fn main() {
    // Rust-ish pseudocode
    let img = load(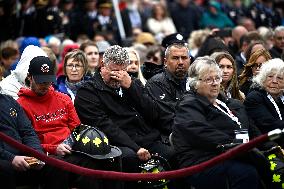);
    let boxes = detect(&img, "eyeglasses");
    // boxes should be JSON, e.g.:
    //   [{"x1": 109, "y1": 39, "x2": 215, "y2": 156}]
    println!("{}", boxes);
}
[
  {"x1": 199, "y1": 76, "x2": 222, "y2": 85},
  {"x1": 66, "y1": 64, "x2": 84, "y2": 70},
  {"x1": 252, "y1": 63, "x2": 262, "y2": 69}
]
